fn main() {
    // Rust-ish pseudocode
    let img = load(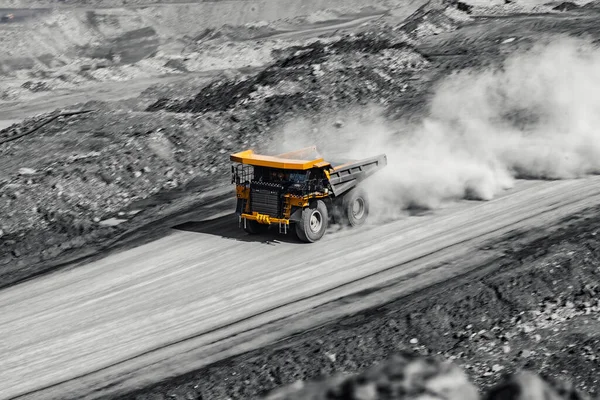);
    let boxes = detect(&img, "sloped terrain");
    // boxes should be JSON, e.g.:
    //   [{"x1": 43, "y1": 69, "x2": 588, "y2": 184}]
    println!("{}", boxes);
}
[
  {"x1": 2, "y1": 1, "x2": 600, "y2": 399},
  {"x1": 0, "y1": 1, "x2": 462, "y2": 287},
  {"x1": 2, "y1": 0, "x2": 599, "y2": 287},
  {"x1": 0, "y1": 0, "x2": 399, "y2": 106},
  {"x1": 117, "y1": 203, "x2": 600, "y2": 400}
]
